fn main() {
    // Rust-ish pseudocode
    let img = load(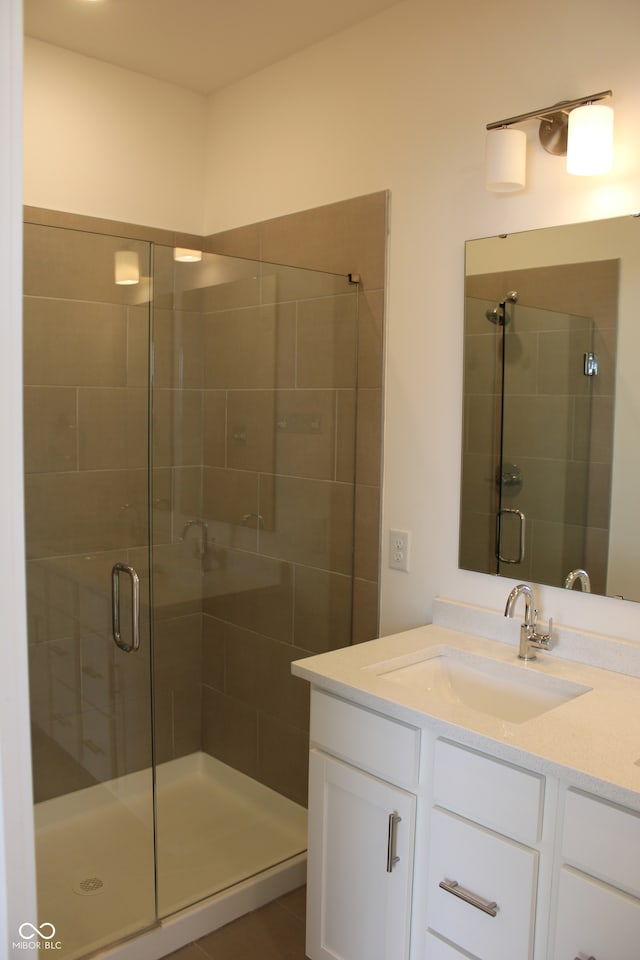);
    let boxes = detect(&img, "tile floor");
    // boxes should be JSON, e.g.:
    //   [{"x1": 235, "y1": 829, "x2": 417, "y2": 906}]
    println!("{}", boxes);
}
[{"x1": 163, "y1": 886, "x2": 308, "y2": 960}]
